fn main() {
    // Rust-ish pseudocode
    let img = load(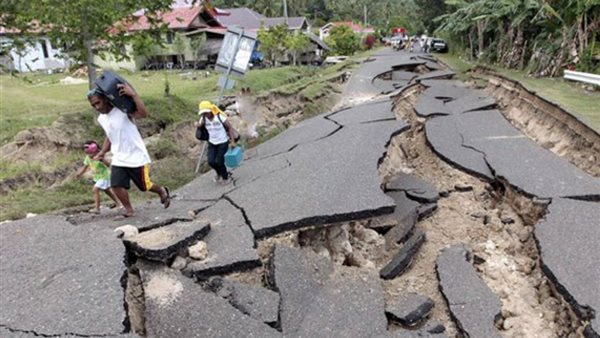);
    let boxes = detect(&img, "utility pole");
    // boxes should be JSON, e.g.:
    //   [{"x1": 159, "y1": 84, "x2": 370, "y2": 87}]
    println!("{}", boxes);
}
[
  {"x1": 363, "y1": 4, "x2": 367, "y2": 28},
  {"x1": 283, "y1": 0, "x2": 288, "y2": 24}
]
